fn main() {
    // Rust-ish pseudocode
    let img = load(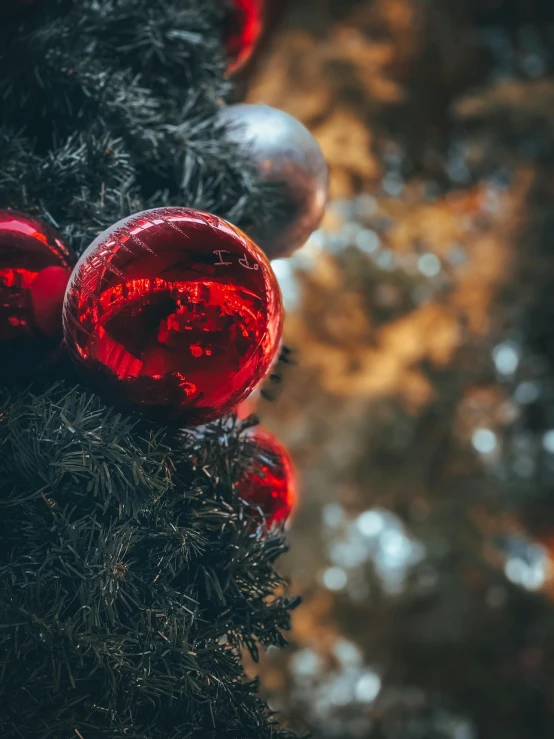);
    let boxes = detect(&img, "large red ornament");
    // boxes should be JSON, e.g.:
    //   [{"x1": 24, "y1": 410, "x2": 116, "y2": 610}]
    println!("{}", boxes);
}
[
  {"x1": 238, "y1": 428, "x2": 296, "y2": 527},
  {"x1": 0, "y1": 210, "x2": 75, "y2": 382},
  {"x1": 63, "y1": 207, "x2": 283, "y2": 425},
  {"x1": 222, "y1": 0, "x2": 264, "y2": 74}
]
